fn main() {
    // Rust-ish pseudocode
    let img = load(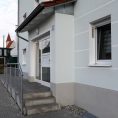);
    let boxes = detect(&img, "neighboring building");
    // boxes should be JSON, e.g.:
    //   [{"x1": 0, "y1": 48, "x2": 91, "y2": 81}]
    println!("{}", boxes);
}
[
  {"x1": 0, "y1": 48, "x2": 12, "y2": 74},
  {"x1": 16, "y1": 0, "x2": 118, "y2": 118},
  {"x1": 6, "y1": 34, "x2": 17, "y2": 58}
]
